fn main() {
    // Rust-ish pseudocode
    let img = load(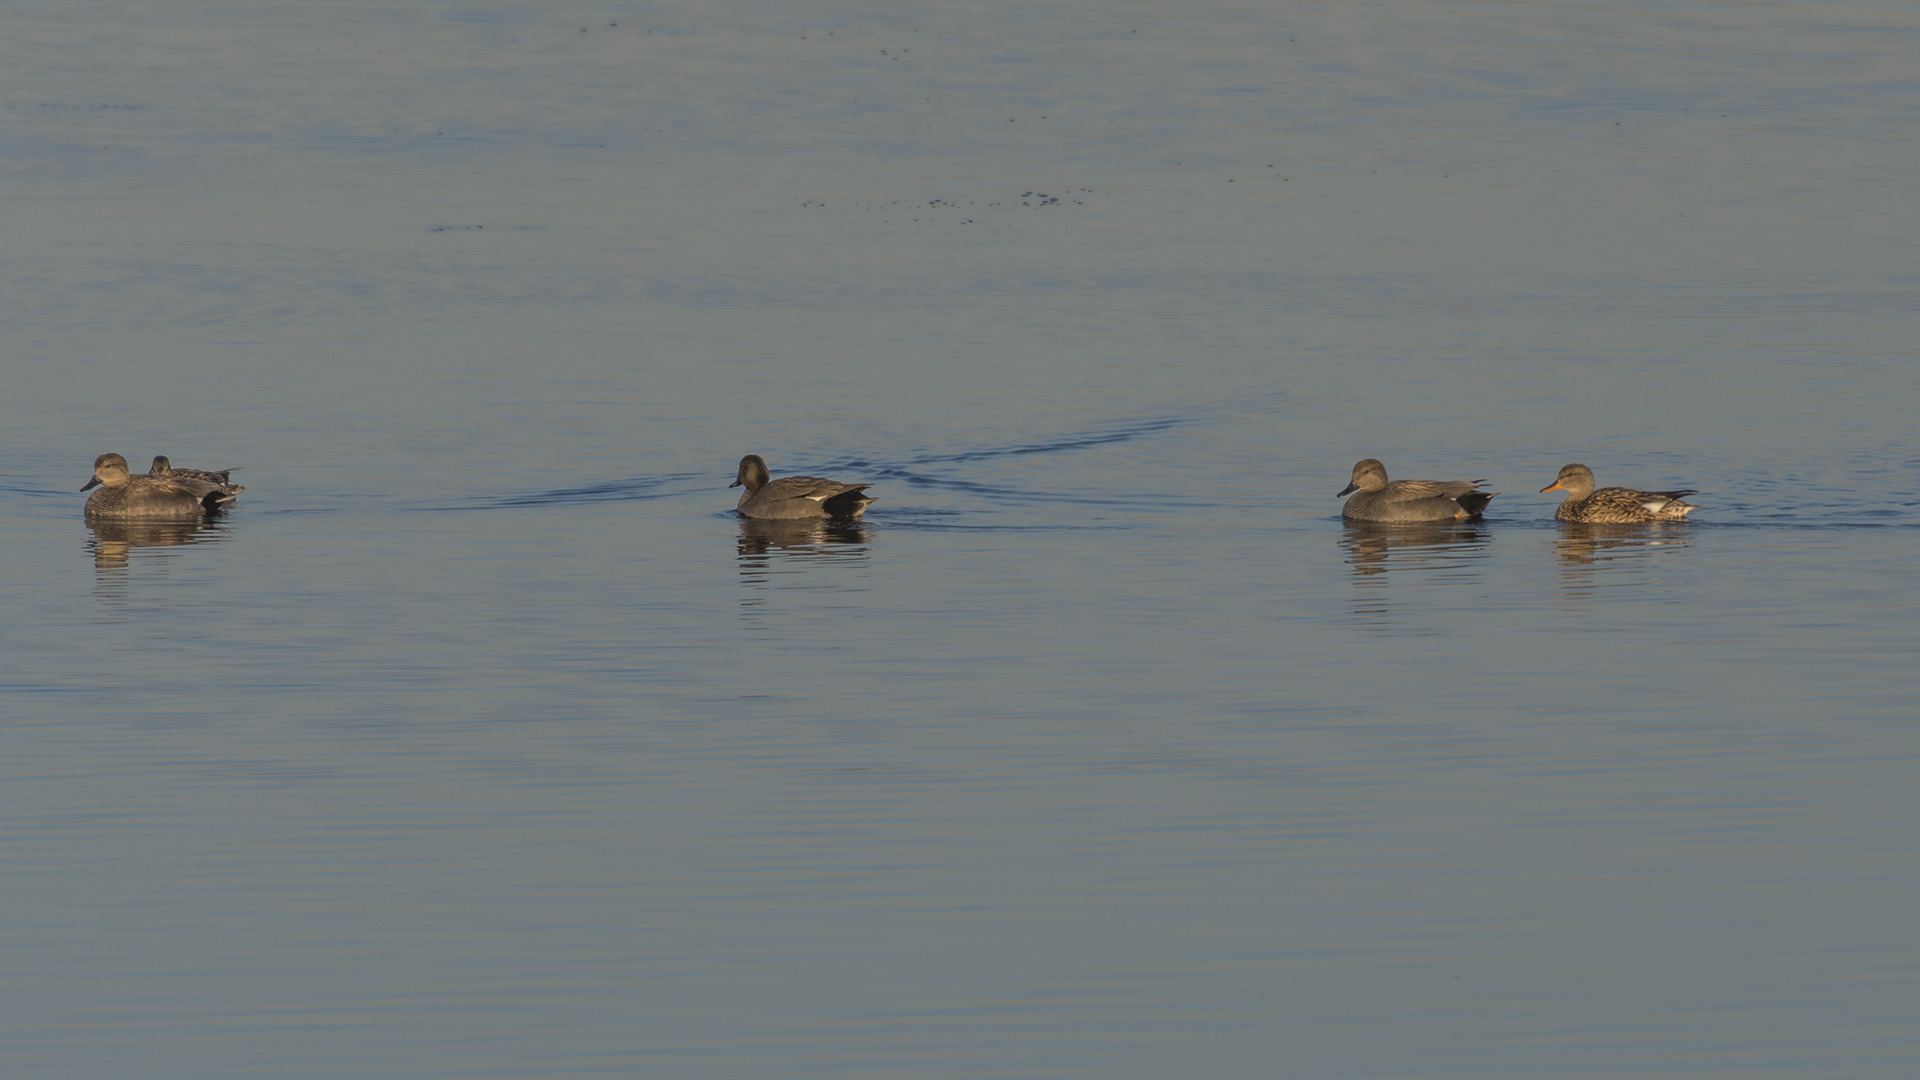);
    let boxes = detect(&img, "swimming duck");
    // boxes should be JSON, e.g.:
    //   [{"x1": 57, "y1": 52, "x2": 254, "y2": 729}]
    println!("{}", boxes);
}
[
  {"x1": 81, "y1": 453, "x2": 239, "y2": 520},
  {"x1": 149, "y1": 455, "x2": 242, "y2": 489},
  {"x1": 1540, "y1": 463, "x2": 1695, "y2": 523},
  {"x1": 1337, "y1": 458, "x2": 1495, "y2": 523},
  {"x1": 730, "y1": 455, "x2": 875, "y2": 521}
]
